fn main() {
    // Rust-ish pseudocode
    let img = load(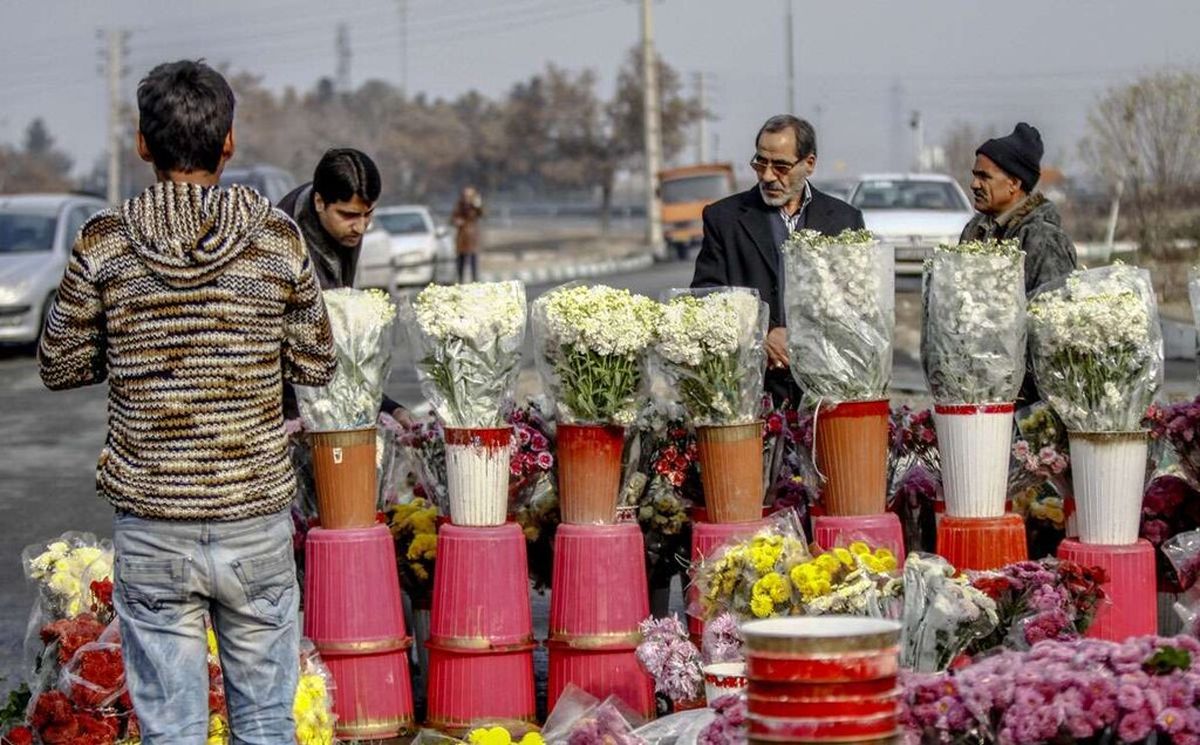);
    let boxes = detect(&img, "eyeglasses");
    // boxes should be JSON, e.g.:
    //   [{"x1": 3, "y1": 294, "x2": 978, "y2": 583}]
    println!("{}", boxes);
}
[{"x1": 750, "y1": 155, "x2": 799, "y2": 177}]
